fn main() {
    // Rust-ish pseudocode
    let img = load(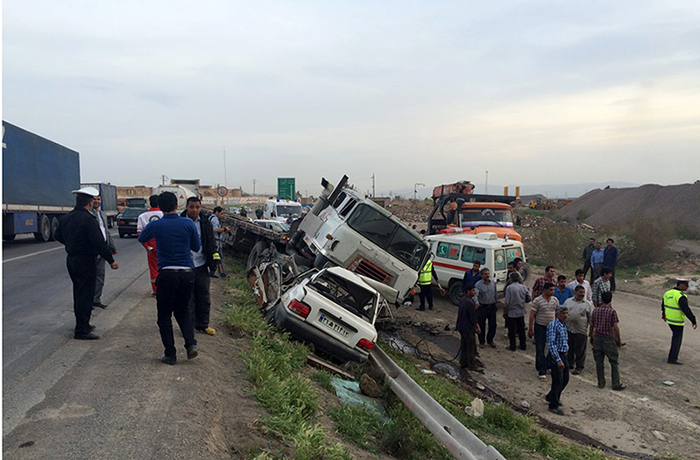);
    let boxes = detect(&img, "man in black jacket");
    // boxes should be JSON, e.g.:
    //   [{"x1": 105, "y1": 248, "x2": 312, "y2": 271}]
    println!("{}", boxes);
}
[
  {"x1": 456, "y1": 284, "x2": 482, "y2": 371},
  {"x1": 182, "y1": 197, "x2": 217, "y2": 335},
  {"x1": 56, "y1": 187, "x2": 119, "y2": 340}
]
